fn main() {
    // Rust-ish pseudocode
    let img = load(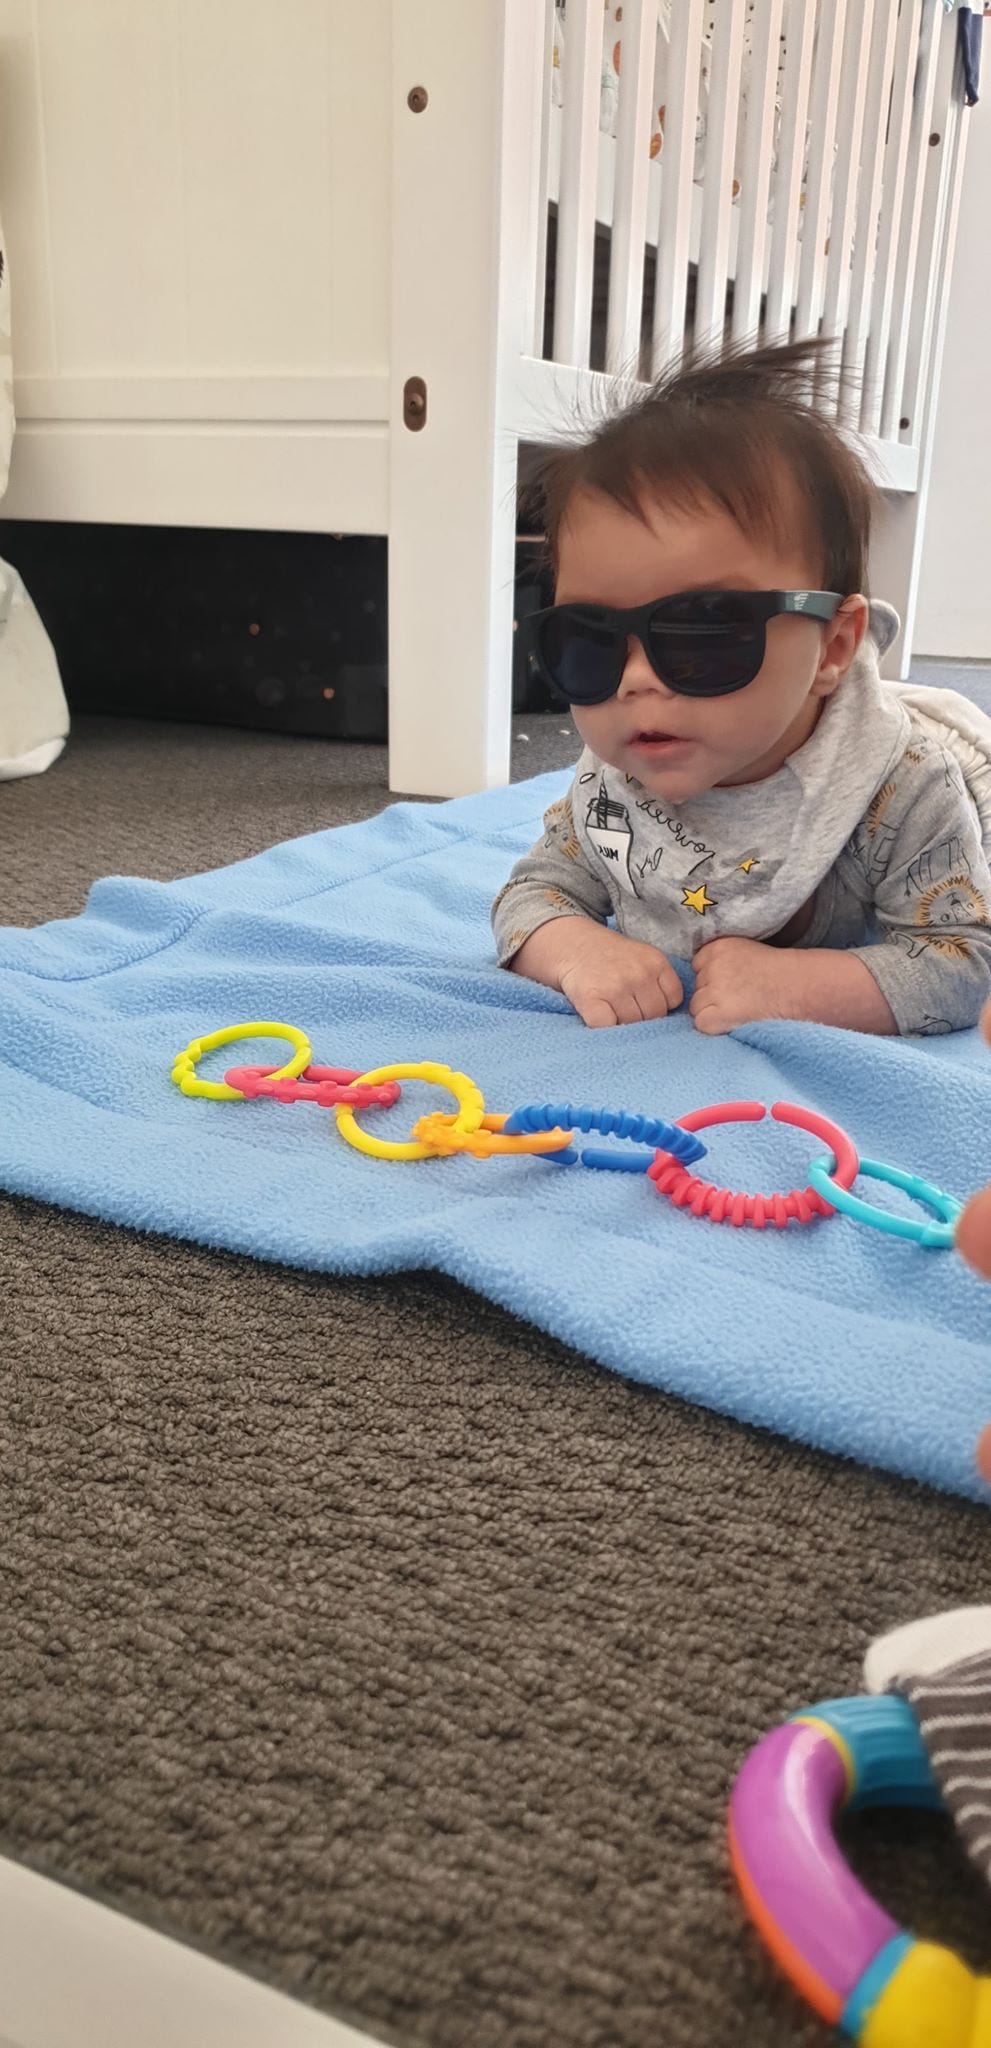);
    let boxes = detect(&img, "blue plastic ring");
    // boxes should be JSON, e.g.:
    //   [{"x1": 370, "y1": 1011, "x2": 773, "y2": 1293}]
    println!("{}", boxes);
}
[
  {"x1": 806, "y1": 1153, "x2": 963, "y2": 1248},
  {"x1": 501, "y1": 1102, "x2": 707, "y2": 1173}
]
